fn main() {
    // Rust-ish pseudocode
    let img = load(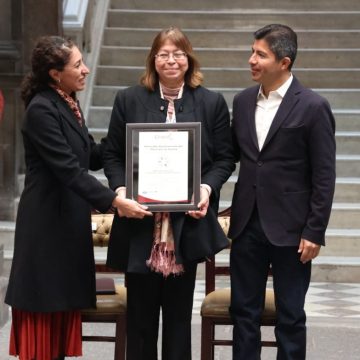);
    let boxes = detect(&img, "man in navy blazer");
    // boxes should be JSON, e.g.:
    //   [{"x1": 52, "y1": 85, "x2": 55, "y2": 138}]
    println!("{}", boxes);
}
[{"x1": 229, "y1": 24, "x2": 336, "y2": 359}]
